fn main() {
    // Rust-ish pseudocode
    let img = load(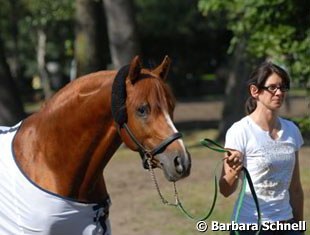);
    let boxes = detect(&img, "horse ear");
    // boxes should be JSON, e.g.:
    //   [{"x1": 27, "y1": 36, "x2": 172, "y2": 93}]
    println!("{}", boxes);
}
[
  {"x1": 128, "y1": 55, "x2": 141, "y2": 83},
  {"x1": 153, "y1": 55, "x2": 171, "y2": 80}
]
